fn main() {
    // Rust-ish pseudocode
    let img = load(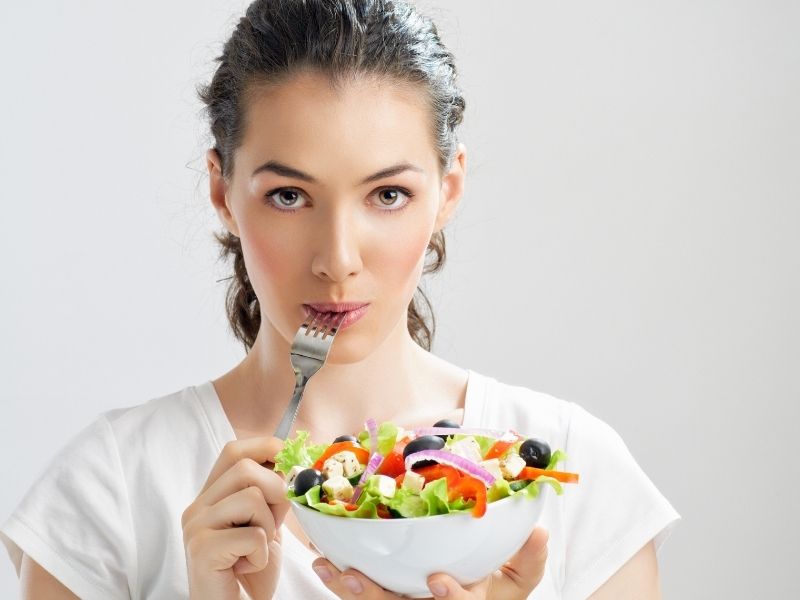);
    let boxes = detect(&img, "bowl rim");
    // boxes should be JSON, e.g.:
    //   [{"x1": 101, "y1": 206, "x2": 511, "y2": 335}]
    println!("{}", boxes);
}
[{"x1": 290, "y1": 482, "x2": 550, "y2": 523}]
